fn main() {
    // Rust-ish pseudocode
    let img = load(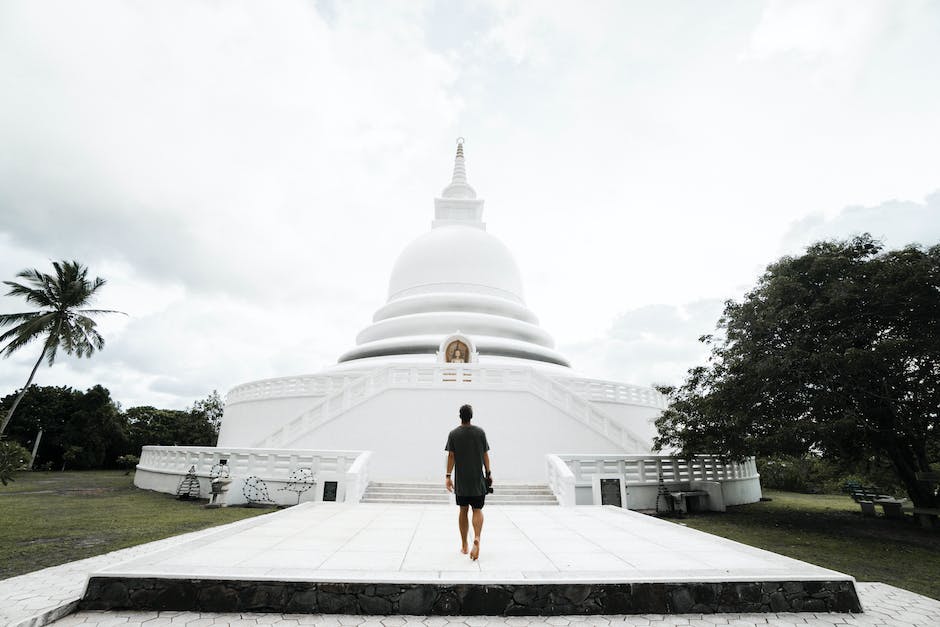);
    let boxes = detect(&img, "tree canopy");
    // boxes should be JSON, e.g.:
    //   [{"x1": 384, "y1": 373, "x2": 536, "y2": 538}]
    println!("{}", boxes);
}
[{"x1": 654, "y1": 235, "x2": 940, "y2": 507}]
